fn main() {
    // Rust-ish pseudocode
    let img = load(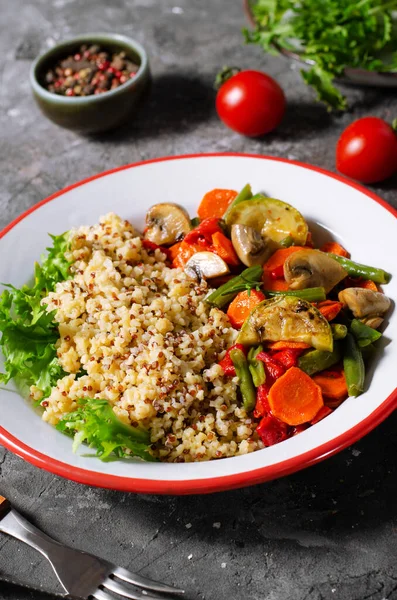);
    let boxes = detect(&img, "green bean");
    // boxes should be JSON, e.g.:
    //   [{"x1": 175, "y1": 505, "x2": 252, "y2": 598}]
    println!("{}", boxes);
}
[
  {"x1": 327, "y1": 254, "x2": 391, "y2": 284},
  {"x1": 360, "y1": 343, "x2": 376, "y2": 361},
  {"x1": 223, "y1": 183, "x2": 252, "y2": 222},
  {"x1": 298, "y1": 343, "x2": 341, "y2": 376},
  {"x1": 206, "y1": 265, "x2": 263, "y2": 308},
  {"x1": 248, "y1": 345, "x2": 266, "y2": 387},
  {"x1": 331, "y1": 323, "x2": 347, "y2": 340},
  {"x1": 230, "y1": 348, "x2": 256, "y2": 412},
  {"x1": 279, "y1": 235, "x2": 294, "y2": 248},
  {"x1": 266, "y1": 287, "x2": 326, "y2": 302},
  {"x1": 350, "y1": 318, "x2": 382, "y2": 348},
  {"x1": 343, "y1": 333, "x2": 365, "y2": 397}
]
